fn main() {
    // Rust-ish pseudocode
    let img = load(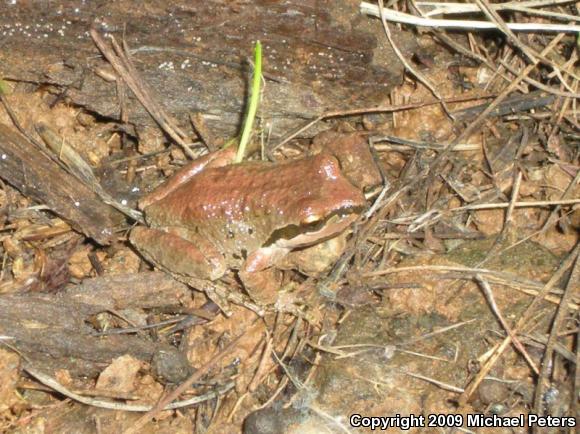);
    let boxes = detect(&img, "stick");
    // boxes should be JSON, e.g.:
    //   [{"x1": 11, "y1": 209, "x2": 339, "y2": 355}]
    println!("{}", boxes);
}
[
  {"x1": 532, "y1": 249, "x2": 580, "y2": 432},
  {"x1": 361, "y1": 3, "x2": 580, "y2": 33},
  {"x1": 23, "y1": 364, "x2": 233, "y2": 412},
  {"x1": 123, "y1": 323, "x2": 254, "y2": 433}
]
